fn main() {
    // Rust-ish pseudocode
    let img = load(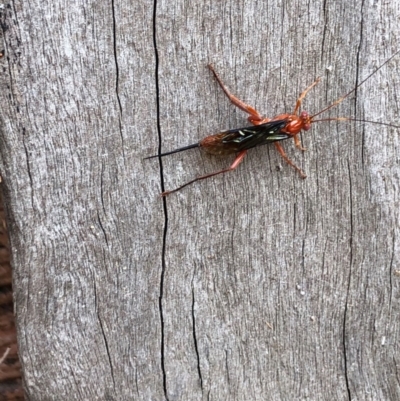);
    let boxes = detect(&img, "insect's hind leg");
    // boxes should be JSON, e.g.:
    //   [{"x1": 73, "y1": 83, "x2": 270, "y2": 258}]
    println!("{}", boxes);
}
[
  {"x1": 161, "y1": 150, "x2": 248, "y2": 196},
  {"x1": 208, "y1": 64, "x2": 264, "y2": 124},
  {"x1": 293, "y1": 77, "x2": 321, "y2": 115}
]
